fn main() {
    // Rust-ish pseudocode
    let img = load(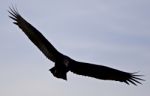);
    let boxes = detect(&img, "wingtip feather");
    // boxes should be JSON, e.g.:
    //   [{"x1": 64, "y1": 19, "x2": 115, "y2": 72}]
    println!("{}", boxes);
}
[{"x1": 125, "y1": 72, "x2": 144, "y2": 86}]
